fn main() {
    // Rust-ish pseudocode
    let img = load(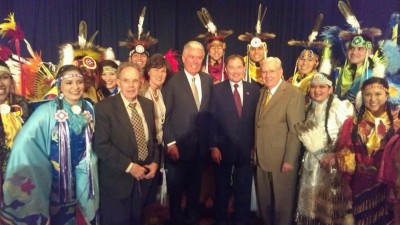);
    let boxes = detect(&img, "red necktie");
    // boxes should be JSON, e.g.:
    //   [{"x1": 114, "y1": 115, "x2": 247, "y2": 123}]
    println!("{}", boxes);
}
[{"x1": 233, "y1": 84, "x2": 242, "y2": 117}]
